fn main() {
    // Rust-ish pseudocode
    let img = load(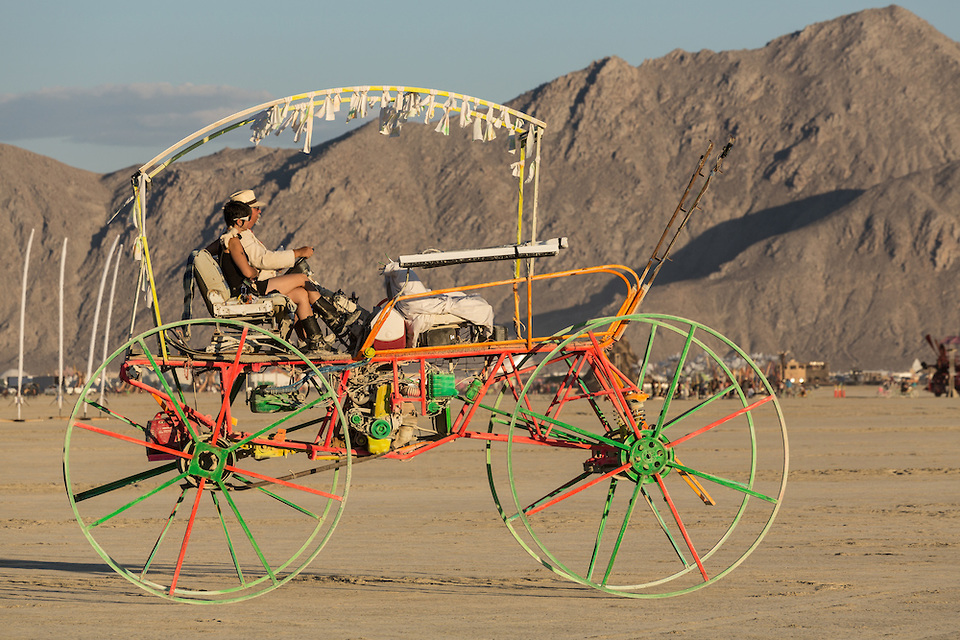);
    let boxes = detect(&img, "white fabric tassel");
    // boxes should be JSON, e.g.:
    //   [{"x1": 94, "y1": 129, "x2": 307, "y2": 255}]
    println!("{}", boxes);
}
[
  {"x1": 347, "y1": 87, "x2": 369, "y2": 121},
  {"x1": 484, "y1": 106, "x2": 497, "y2": 141},
  {"x1": 327, "y1": 92, "x2": 341, "y2": 121},
  {"x1": 295, "y1": 98, "x2": 315, "y2": 153},
  {"x1": 472, "y1": 113, "x2": 483, "y2": 140},
  {"x1": 275, "y1": 99, "x2": 294, "y2": 136}
]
